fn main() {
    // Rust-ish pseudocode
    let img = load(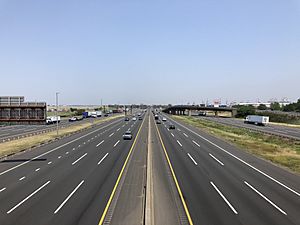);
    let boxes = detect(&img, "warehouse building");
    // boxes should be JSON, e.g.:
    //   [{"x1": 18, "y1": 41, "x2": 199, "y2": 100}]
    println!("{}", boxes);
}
[{"x1": 0, "y1": 96, "x2": 46, "y2": 125}]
